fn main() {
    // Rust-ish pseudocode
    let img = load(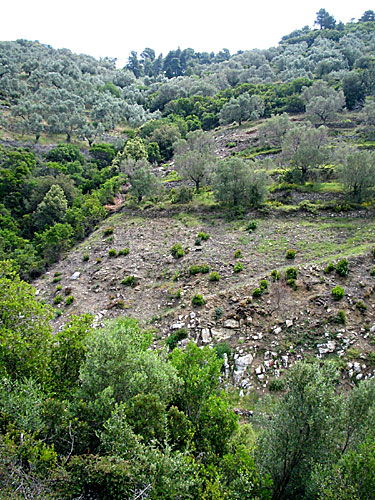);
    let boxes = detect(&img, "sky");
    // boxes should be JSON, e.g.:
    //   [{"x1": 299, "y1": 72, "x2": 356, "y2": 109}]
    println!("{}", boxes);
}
[{"x1": 2, "y1": 0, "x2": 374, "y2": 67}]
